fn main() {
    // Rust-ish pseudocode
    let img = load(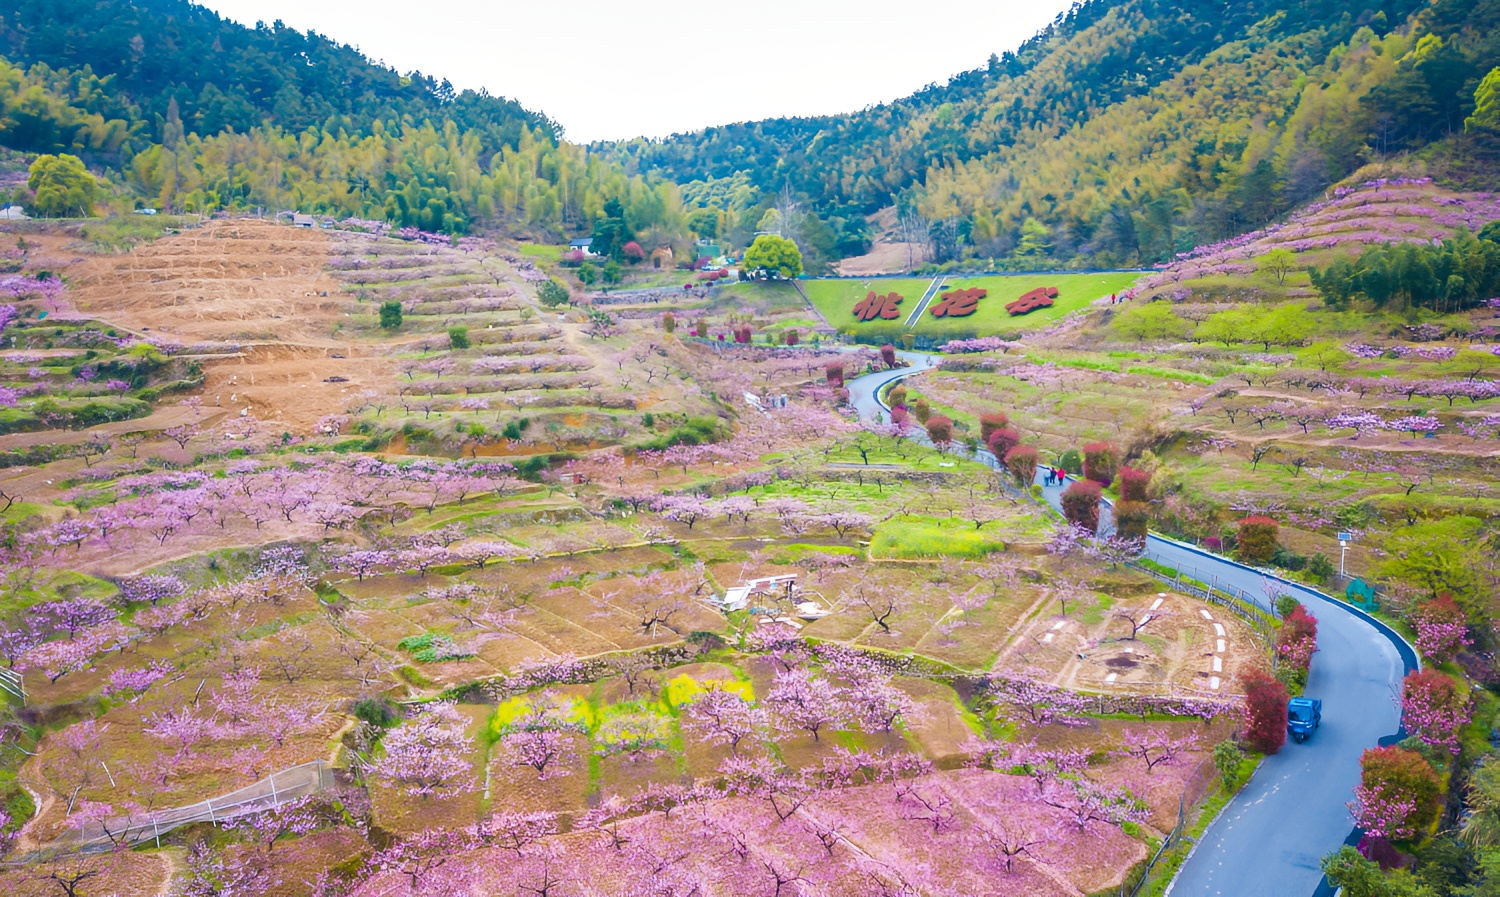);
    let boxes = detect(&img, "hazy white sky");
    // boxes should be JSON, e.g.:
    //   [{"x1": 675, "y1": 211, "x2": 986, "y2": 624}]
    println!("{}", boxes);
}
[{"x1": 200, "y1": 0, "x2": 1073, "y2": 143}]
